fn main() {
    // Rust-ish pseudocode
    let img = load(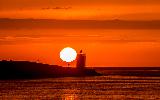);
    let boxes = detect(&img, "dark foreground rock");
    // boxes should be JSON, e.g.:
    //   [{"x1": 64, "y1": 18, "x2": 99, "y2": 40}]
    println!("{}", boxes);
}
[{"x1": 0, "y1": 60, "x2": 101, "y2": 79}]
